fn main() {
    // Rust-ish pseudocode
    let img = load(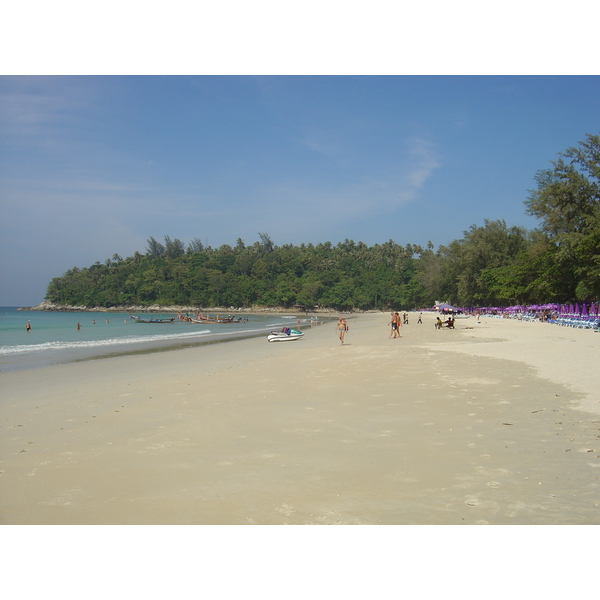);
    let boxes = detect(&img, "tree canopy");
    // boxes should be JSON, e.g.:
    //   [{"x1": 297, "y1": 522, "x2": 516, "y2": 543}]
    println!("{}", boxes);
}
[
  {"x1": 45, "y1": 134, "x2": 600, "y2": 310},
  {"x1": 525, "y1": 133, "x2": 600, "y2": 299}
]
